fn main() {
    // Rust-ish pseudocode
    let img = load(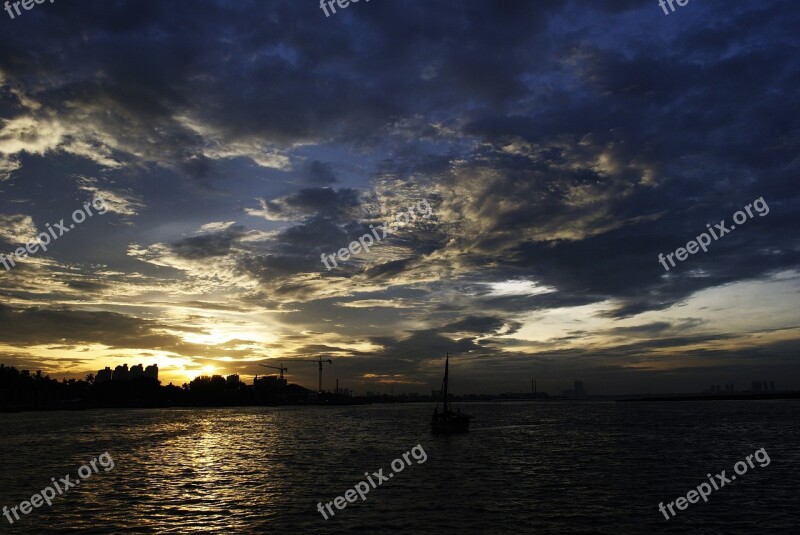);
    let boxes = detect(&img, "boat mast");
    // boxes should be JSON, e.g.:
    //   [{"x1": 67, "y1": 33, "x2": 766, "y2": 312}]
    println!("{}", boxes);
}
[{"x1": 442, "y1": 353, "x2": 449, "y2": 412}]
